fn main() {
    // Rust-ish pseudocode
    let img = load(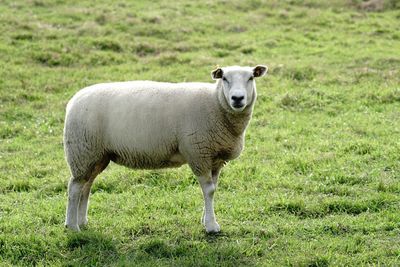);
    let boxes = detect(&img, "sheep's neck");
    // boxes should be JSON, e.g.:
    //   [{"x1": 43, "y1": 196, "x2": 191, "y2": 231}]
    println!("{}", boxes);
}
[
  {"x1": 215, "y1": 82, "x2": 255, "y2": 137},
  {"x1": 222, "y1": 109, "x2": 252, "y2": 137}
]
